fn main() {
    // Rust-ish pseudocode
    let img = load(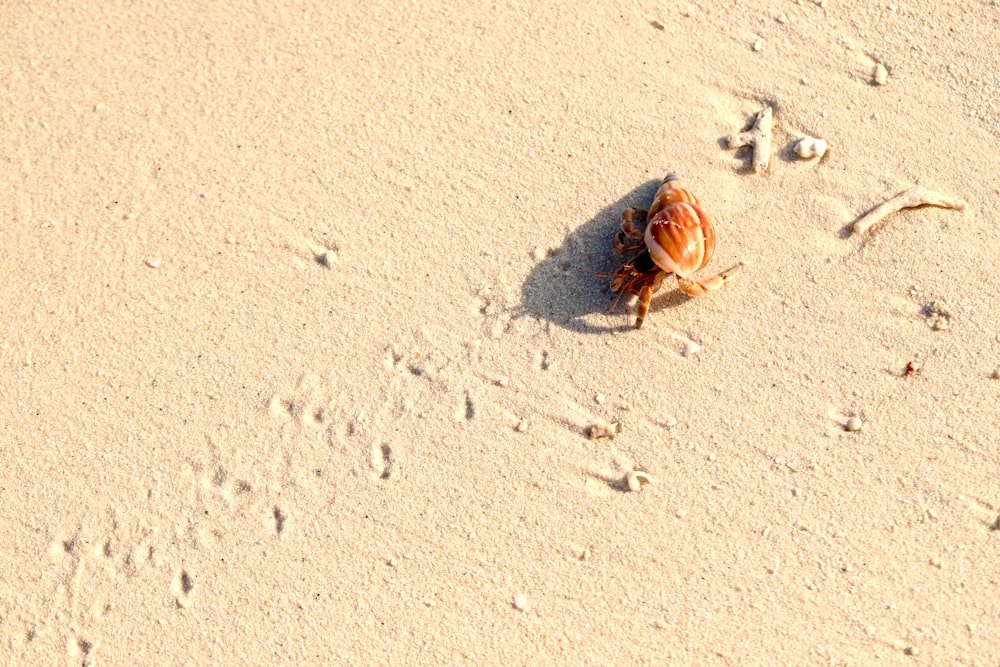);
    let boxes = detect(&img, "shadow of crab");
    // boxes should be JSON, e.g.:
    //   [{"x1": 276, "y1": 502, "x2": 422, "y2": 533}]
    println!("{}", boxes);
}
[{"x1": 519, "y1": 178, "x2": 692, "y2": 334}]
